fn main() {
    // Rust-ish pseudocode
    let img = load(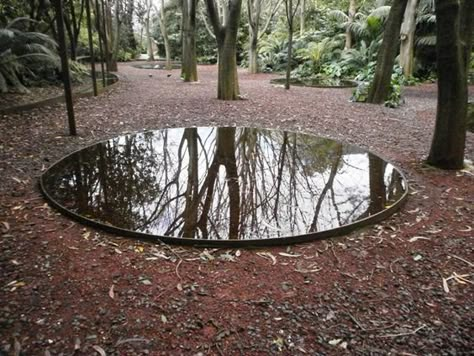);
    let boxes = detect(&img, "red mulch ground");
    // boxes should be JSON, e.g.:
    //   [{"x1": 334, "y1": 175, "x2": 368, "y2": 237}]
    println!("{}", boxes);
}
[{"x1": 0, "y1": 63, "x2": 473, "y2": 355}]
